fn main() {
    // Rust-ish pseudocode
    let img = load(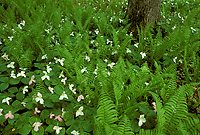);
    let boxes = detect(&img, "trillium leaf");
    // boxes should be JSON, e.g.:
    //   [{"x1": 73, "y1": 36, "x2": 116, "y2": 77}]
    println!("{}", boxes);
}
[
  {"x1": 8, "y1": 87, "x2": 18, "y2": 93},
  {"x1": 21, "y1": 78, "x2": 29, "y2": 84},
  {"x1": 54, "y1": 85, "x2": 63, "y2": 95},
  {"x1": 40, "y1": 109, "x2": 50, "y2": 120},
  {"x1": 19, "y1": 124, "x2": 32, "y2": 135},
  {"x1": 16, "y1": 92, "x2": 25, "y2": 100},
  {"x1": 0, "y1": 64, "x2": 7, "y2": 72},
  {"x1": 45, "y1": 125, "x2": 54, "y2": 133},
  {"x1": 8, "y1": 78, "x2": 20, "y2": 85},
  {"x1": 0, "y1": 83, "x2": 9, "y2": 92},
  {"x1": 0, "y1": 77, "x2": 9, "y2": 82},
  {"x1": 44, "y1": 98, "x2": 54, "y2": 108}
]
